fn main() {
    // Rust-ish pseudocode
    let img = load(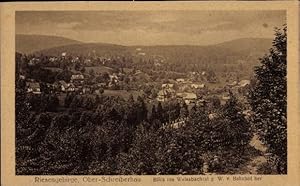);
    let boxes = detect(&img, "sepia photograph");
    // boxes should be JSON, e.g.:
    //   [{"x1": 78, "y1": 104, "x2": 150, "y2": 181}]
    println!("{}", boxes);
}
[{"x1": 14, "y1": 10, "x2": 288, "y2": 176}]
